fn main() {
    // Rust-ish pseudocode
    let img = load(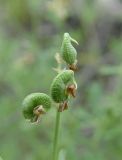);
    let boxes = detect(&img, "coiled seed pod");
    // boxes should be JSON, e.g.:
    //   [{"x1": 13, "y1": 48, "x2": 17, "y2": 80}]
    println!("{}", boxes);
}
[
  {"x1": 50, "y1": 70, "x2": 77, "y2": 104},
  {"x1": 22, "y1": 93, "x2": 51, "y2": 122},
  {"x1": 61, "y1": 33, "x2": 78, "y2": 70}
]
